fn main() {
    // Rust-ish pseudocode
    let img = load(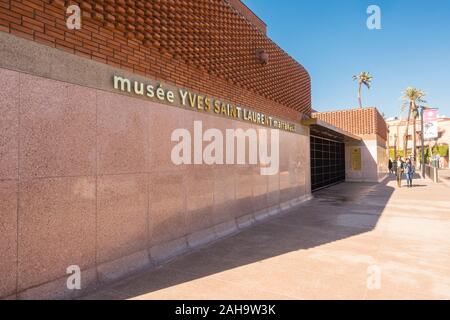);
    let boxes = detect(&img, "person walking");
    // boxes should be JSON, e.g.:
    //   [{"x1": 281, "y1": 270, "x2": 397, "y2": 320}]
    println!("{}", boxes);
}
[
  {"x1": 395, "y1": 156, "x2": 404, "y2": 187},
  {"x1": 388, "y1": 158, "x2": 393, "y2": 174},
  {"x1": 392, "y1": 157, "x2": 398, "y2": 175},
  {"x1": 404, "y1": 158, "x2": 415, "y2": 187}
]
